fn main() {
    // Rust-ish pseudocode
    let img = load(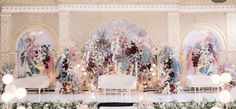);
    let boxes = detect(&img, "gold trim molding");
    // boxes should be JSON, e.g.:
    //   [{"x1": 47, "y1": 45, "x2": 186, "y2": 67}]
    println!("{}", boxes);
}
[{"x1": 1, "y1": 4, "x2": 236, "y2": 13}]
